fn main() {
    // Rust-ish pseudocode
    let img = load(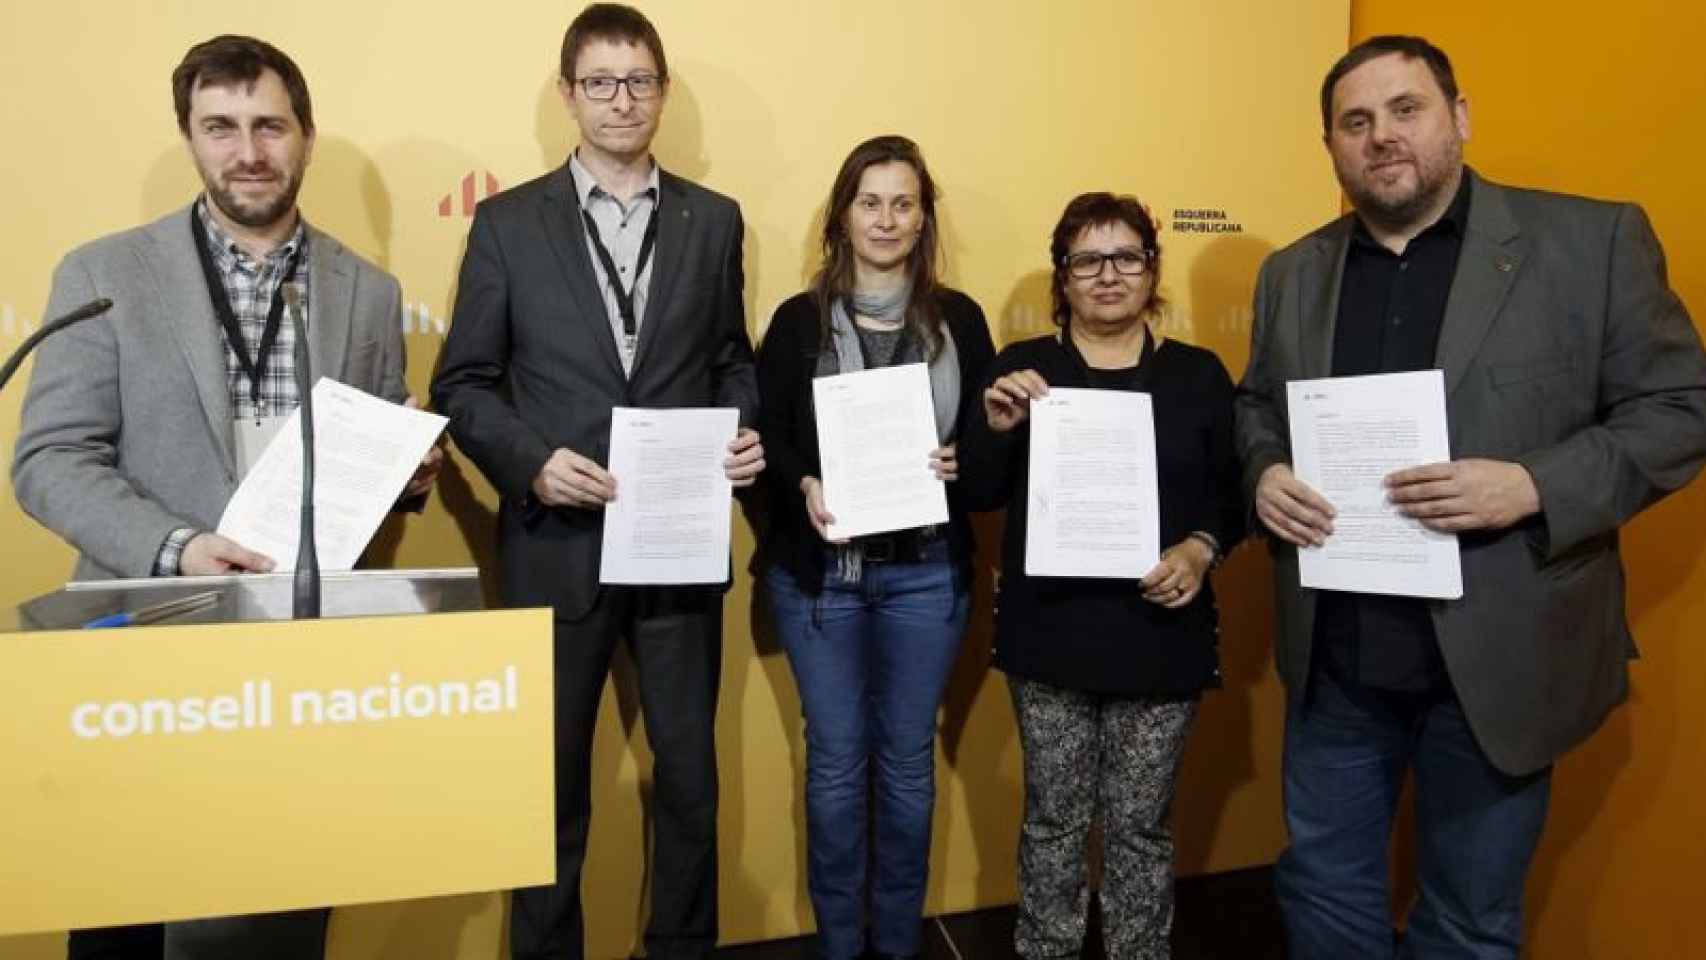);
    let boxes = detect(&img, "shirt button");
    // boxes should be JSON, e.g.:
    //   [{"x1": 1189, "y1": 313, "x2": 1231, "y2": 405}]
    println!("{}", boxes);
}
[
  {"x1": 1399, "y1": 261, "x2": 1410, "y2": 271},
  {"x1": 1392, "y1": 316, "x2": 1403, "y2": 326}
]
